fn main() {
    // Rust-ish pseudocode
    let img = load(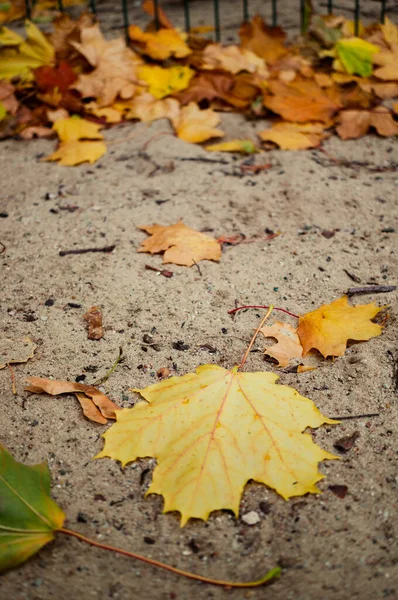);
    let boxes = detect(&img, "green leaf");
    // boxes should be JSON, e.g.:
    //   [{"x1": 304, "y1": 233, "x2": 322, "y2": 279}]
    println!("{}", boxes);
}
[
  {"x1": 0, "y1": 444, "x2": 65, "y2": 572},
  {"x1": 336, "y1": 37, "x2": 380, "y2": 77},
  {"x1": 0, "y1": 101, "x2": 6, "y2": 121}
]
